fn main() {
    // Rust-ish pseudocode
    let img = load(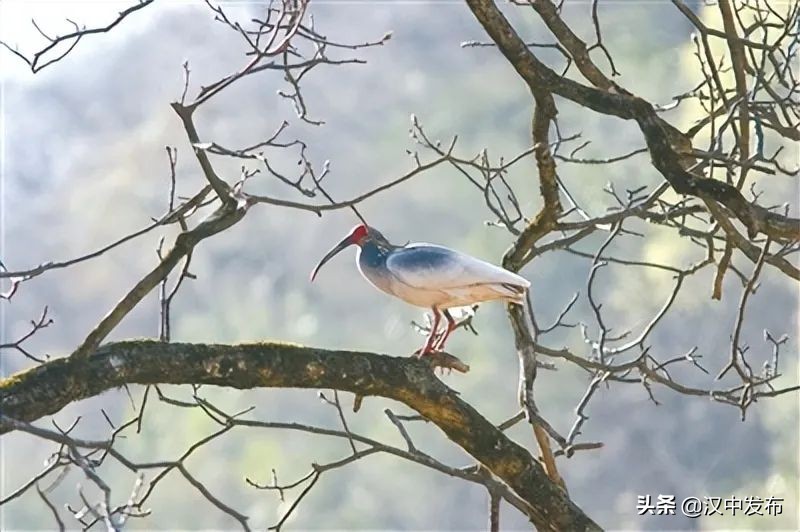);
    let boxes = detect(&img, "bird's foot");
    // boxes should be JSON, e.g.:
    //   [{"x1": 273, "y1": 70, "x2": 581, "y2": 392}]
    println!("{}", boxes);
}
[
  {"x1": 412, "y1": 346, "x2": 432, "y2": 357},
  {"x1": 412, "y1": 349, "x2": 470, "y2": 374}
]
